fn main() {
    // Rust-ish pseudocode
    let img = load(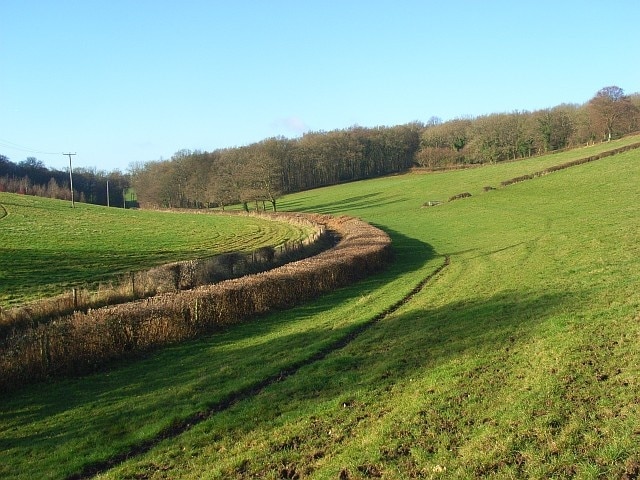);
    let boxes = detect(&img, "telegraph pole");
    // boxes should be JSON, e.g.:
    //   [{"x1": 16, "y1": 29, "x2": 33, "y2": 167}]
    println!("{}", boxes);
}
[{"x1": 63, "y1": 153, "x2": 76, "y2": 207}]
